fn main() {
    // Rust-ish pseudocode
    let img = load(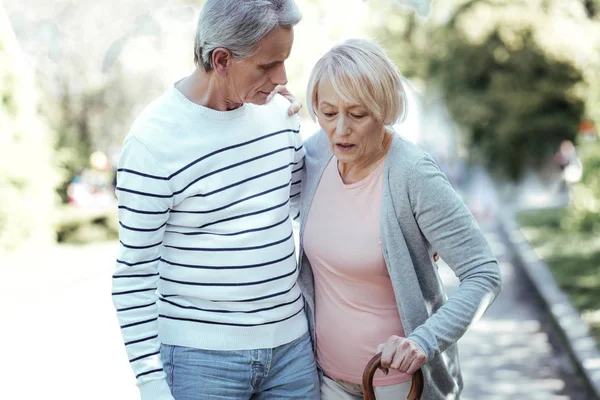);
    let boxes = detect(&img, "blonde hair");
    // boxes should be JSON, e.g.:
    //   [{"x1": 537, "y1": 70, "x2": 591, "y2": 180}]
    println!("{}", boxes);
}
[{"x1": 306, "y1": 39, "x2": 408, "y2": 125}]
